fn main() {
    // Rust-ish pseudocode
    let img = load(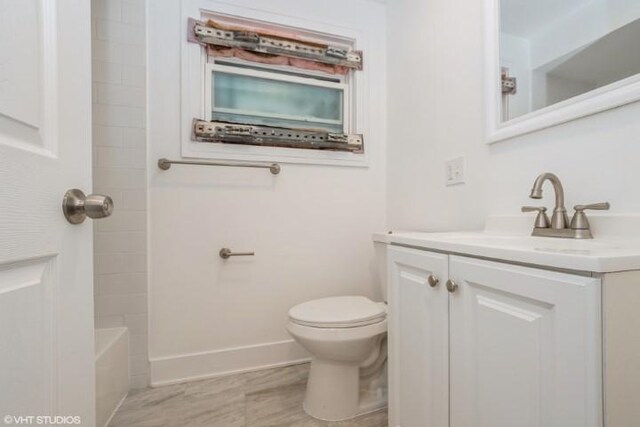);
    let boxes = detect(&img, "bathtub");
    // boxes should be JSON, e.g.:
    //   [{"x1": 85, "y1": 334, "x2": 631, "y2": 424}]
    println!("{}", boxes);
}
[{"x1": 95, "y1": 327, "x2": 129, "y2": 427}]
